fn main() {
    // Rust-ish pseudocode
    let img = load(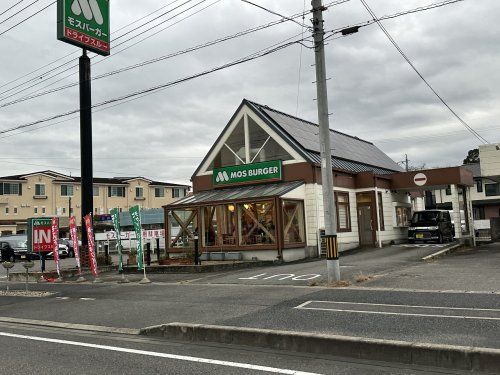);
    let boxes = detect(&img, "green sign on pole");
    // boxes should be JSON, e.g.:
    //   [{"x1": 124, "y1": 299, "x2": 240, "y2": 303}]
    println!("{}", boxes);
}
[
  {"x1": 213, "y1": 160, "x2": 282, "y2": 186},
  {"x1": 129, "y1": 205, "x2": 144, "y2": 270},
  {"x1": 57, "y1": 0, "x2": 110, "y2": 56},
  {"x1": 110, "y1": 208, "x2": 123, "y2": 271}
]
